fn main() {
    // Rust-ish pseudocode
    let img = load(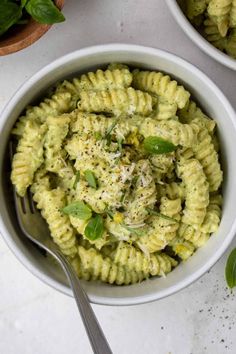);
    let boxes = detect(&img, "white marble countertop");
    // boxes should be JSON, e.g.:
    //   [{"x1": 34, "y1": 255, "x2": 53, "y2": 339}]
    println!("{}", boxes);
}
[{"x1": 0, "y1": 1, "x2": 236, "y2": 353}]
